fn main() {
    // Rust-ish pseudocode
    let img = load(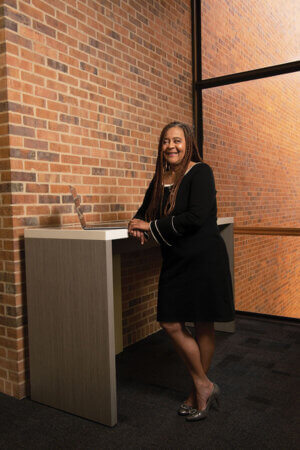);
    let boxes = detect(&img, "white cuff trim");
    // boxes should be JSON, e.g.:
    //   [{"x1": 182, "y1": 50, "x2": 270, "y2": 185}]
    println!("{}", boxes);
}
[
  {"x1": 171, "y1": 216, "x2": 182, "y2": 235},
  {"x1": 149, "y1": 221, "x2": 160, "y2": 245},
  {"x1": 154, "y1": 220, "x2": 172, "y2": 247}
]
